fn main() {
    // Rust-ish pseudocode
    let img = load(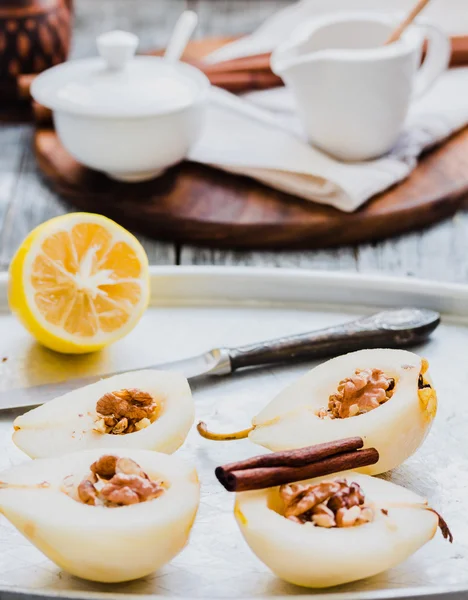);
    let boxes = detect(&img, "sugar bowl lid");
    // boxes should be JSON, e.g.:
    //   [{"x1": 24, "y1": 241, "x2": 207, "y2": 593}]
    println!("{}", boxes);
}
[{"x1": 31, "y1": 30, "x2": 209, "y2": 118}]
